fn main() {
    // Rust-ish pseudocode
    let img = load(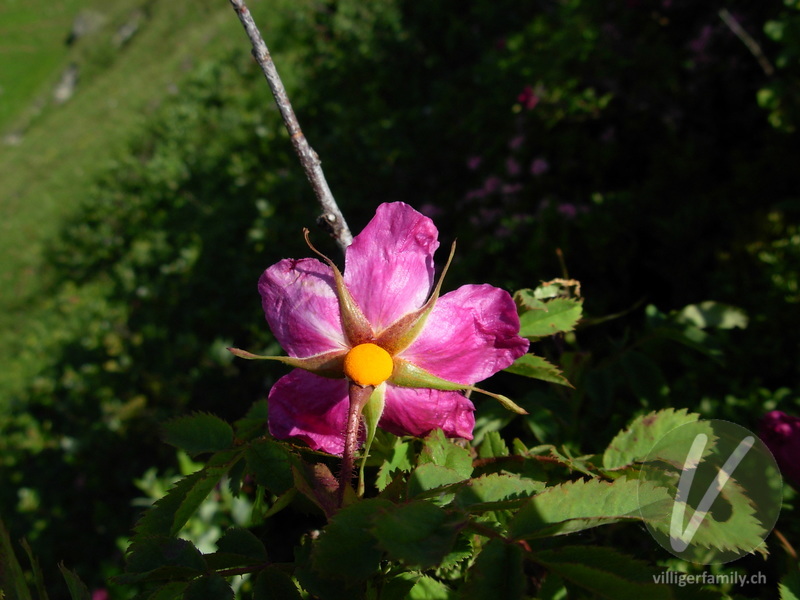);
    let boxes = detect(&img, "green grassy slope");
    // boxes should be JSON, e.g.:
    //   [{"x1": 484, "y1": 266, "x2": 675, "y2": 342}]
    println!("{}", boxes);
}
[{"x1": 0, "y1": 0, "x2": 274, "y2": 396}]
